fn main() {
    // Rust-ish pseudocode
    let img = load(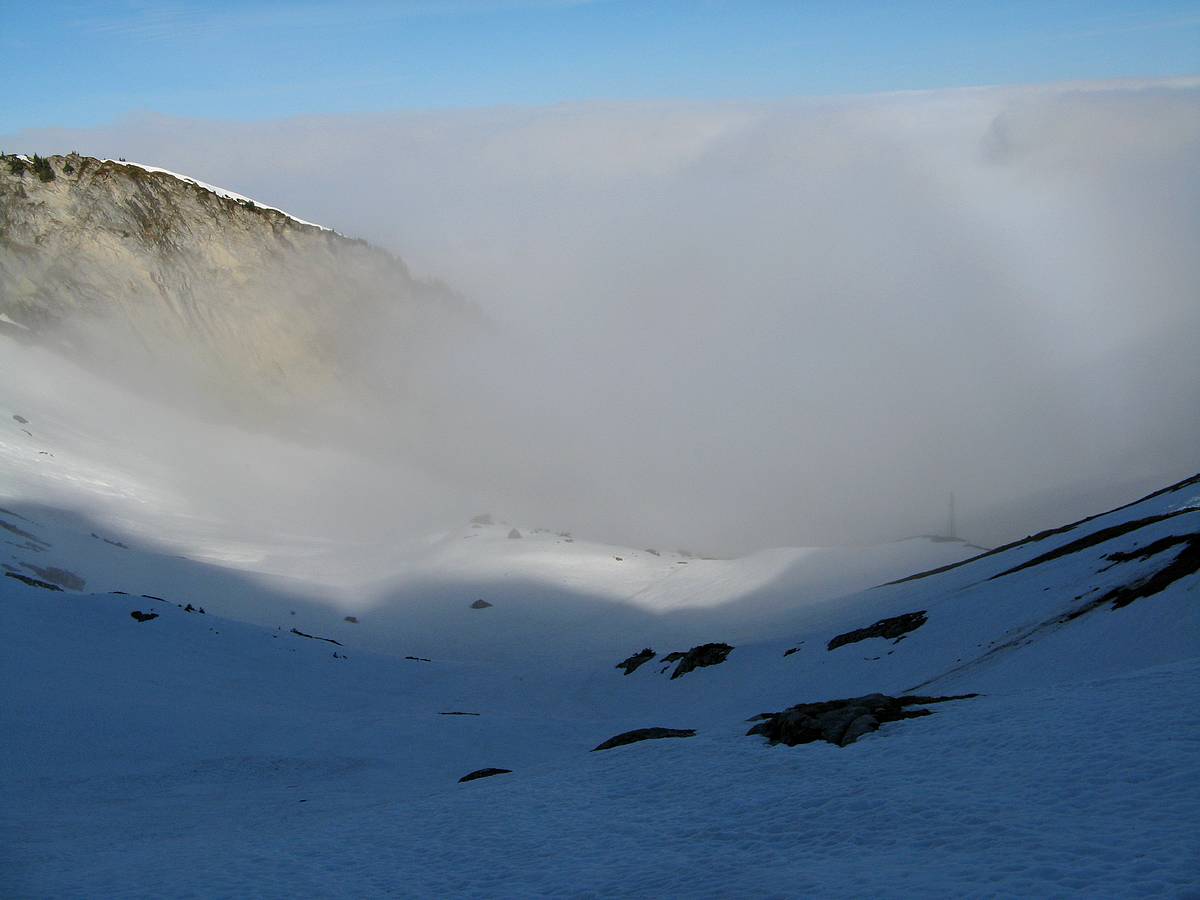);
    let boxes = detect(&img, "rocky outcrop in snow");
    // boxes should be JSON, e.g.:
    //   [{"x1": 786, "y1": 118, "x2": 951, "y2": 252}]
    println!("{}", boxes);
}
[{"x1": 747, "y1": 693, "x2": 977, "y2": 747}]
